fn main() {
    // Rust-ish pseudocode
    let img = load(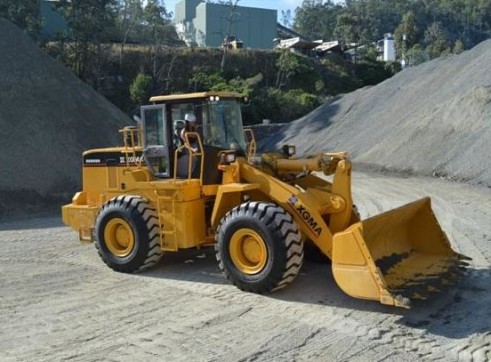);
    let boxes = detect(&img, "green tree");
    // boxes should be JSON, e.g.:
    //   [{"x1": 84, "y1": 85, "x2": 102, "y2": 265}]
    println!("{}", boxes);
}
[
  {"x1": 116, "y1": 0, "x2": 143, "y2": 69},
  {"x1": 343, "y1": 0, "x2": 406, "y2": 43},
  {"x1": 453, "y1": 39, "x2": 465, "y2": 54},
  {"x1": 261, "y1": 88, "x2": 320, "y2": 123},
  {"x1": 143, "y1": 0, "x2": 181, "y2": 87},
  {"x1": 223, "y1": 73, "x2": 263, "y2": 96},
  {"x1": 189, "y1": 72, "x2": 227, "y2": 92},
  {"x1": 291, "y1": 0, "x2": 491, "y2": 61},
  {"x1": 294, "y1": 0, "x2": 343, "y2": 41},
  {"x1": 407, "y1": 44, "x2": 429, "y2": 66},
  {"x1": 333, "y1": 13, "x2": 361, "y2": 46},
  {"x1": 394, "y1": 11, "x2": 418, "y2": 60},
  {"x1": 0, "y1": 0, "x2": 41, "y2": 36},
  {"x1": 424, "y1": 22, "x2": 450, "y2": 59},
  {"x1": 130, "y1": 73, "x2": 153, "y2": 105},
  {"x1": 56, "y1": 0, "x2": 117, "y2": 80},
  {"x1": 275, "y1": 50, "x2": 301, "y2": 89}
]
